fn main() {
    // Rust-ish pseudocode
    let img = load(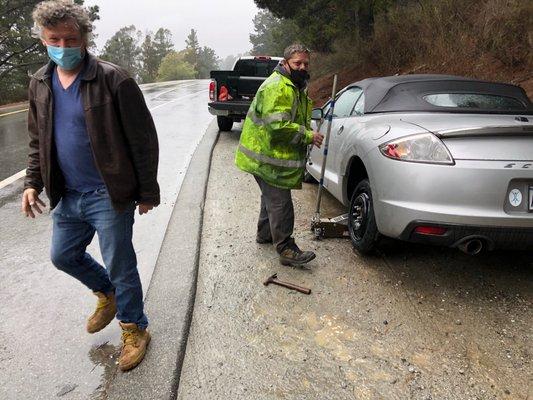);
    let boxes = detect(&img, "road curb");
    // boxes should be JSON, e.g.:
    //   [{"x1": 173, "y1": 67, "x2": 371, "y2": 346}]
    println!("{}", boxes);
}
[{"x1": 107, "y1": 119, "x2": 220, "y2": 400}]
